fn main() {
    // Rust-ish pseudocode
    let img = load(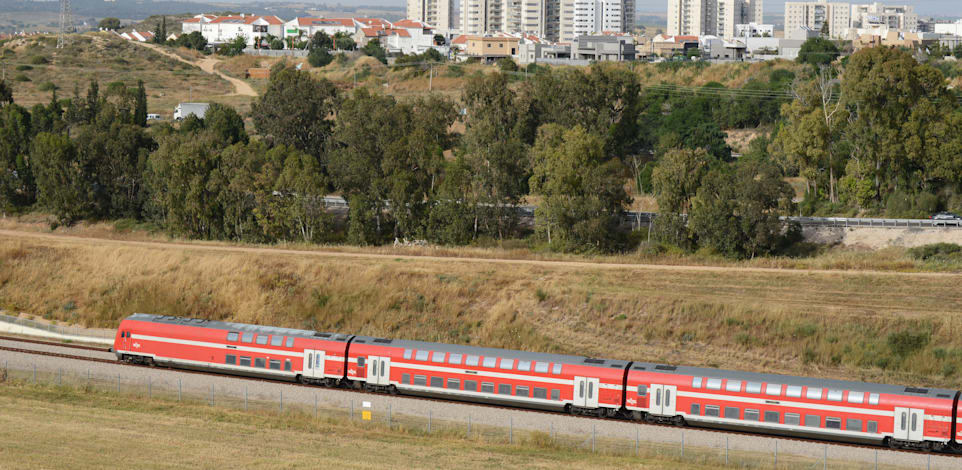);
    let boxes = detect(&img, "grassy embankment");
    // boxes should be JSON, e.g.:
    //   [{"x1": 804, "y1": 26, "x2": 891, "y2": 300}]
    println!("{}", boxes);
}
[
  {"x1": 1, "y1": 219, "x2": 961, "y2": 390},
  {"x1": 0, "y1": 33, "x2": 239, "y2": 116}
]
